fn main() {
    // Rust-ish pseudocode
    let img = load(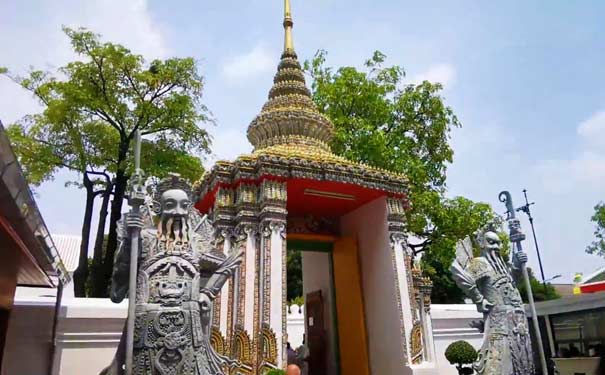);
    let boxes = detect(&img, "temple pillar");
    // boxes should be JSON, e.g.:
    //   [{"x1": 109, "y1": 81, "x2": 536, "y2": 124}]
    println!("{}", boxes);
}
[
  {"x1": 230, "y1": 183, "x2": 260, "y2": 370},
  {"x1": 387, "y1": 198, "x2": 413, "y2": 359},
  {"x1": 215, "y1": 227, "x2": 235, "y2": 336},
  {"x1": 211, "y1": 187, "x2": 236, "y2": 353},
  {"x1": 258, "y1": 180, "x2": 287, "y2": 370},
  {"x1": 419, "y1": 284, "x2": 435, "y2": 363}
]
